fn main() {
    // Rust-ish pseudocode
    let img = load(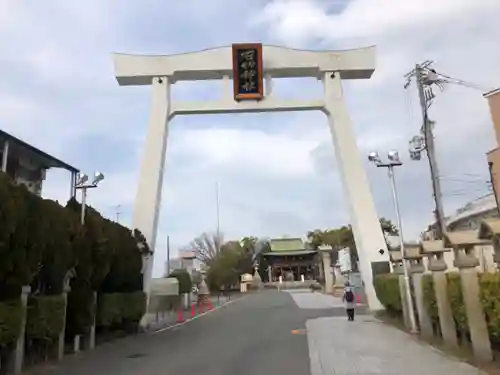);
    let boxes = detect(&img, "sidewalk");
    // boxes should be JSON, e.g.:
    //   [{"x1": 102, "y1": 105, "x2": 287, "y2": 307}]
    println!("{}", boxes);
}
[
  {"x1": 286, "y1": 291, "x2": 483, "y2": 374},
  {"x1": 306, "y1": 312, "x2": 483, "y2": 375}
]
